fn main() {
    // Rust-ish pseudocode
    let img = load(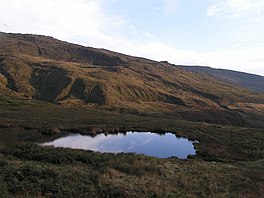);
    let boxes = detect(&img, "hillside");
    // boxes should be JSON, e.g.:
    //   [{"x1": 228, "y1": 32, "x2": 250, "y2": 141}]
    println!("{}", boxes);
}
[
  {"x1": 0, "y1": 32, "x2": 264, "y2": 127},
  {"x1": 181, "y1": 66, "x2": 264, "y2": 92}
]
